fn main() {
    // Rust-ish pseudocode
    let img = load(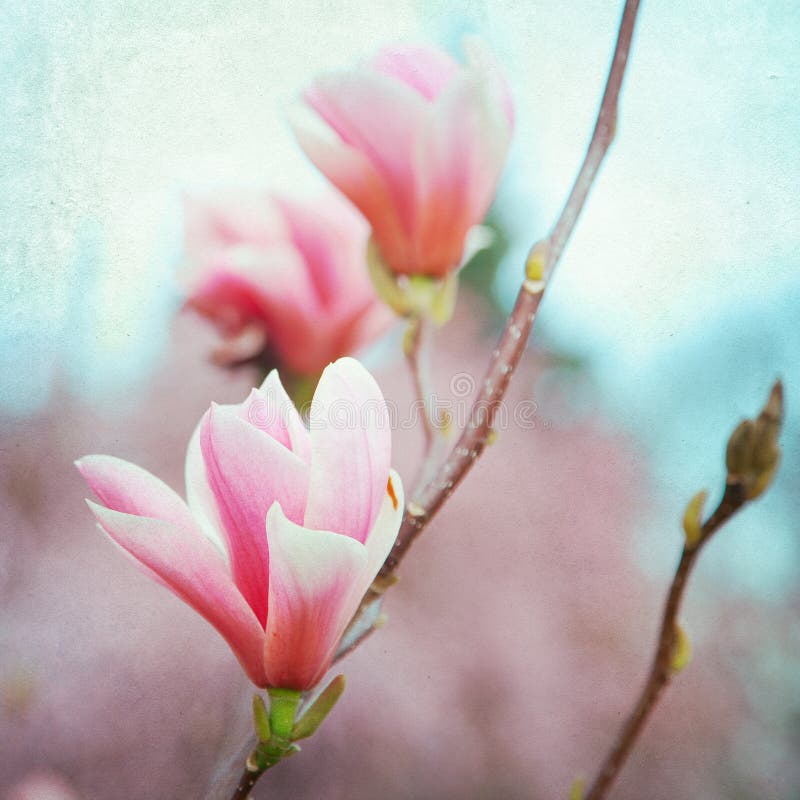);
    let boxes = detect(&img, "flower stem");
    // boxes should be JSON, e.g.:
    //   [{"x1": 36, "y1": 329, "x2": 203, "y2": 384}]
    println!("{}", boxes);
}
[
  {"x1": 266, "y1": 688, "x2": 301, "y2": 743},
  {"x1": 404, "y1": 315, "x2": 436, "y2": 470},
  {"x1": 224, "y1": 689, "x2": 301, "y2": 800}
]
